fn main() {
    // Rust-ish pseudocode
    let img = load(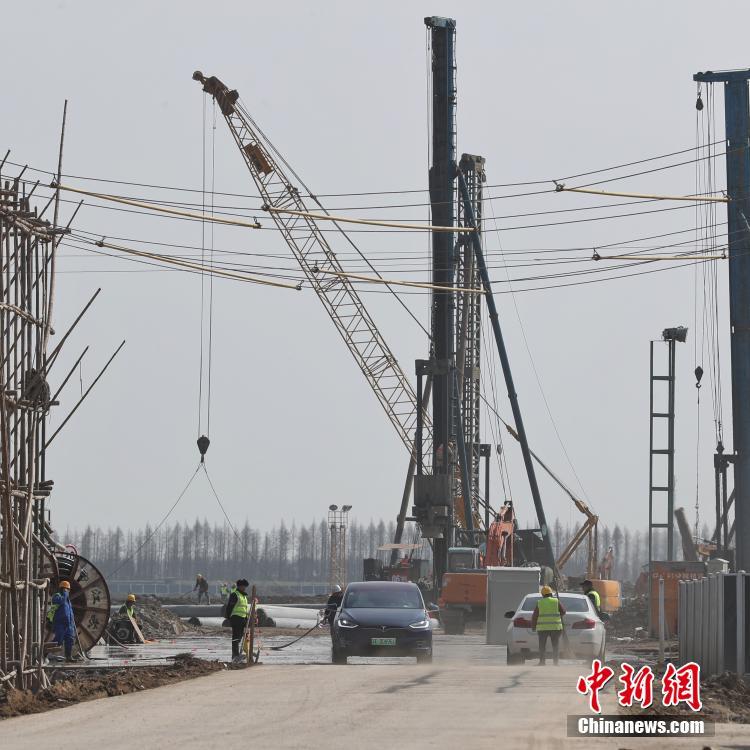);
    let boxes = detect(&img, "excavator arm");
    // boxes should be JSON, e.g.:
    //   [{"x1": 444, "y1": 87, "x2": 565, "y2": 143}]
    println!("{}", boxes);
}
[{"x1": 502, "y1": 422, "x2": 599, "y2": 576}]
